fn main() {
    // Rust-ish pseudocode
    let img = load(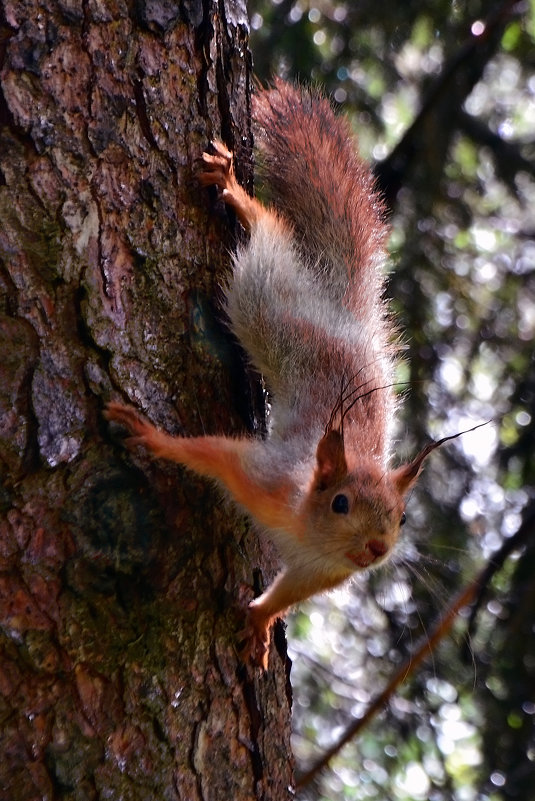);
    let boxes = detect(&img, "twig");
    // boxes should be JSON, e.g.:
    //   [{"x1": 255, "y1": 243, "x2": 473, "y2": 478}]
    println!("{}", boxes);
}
[
  {"x1": 297, "y1": 498, "x2": 535, "y2": 789},
  {"x1": 296, "y1": 576, "x2": 482, "y2": 789}
]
